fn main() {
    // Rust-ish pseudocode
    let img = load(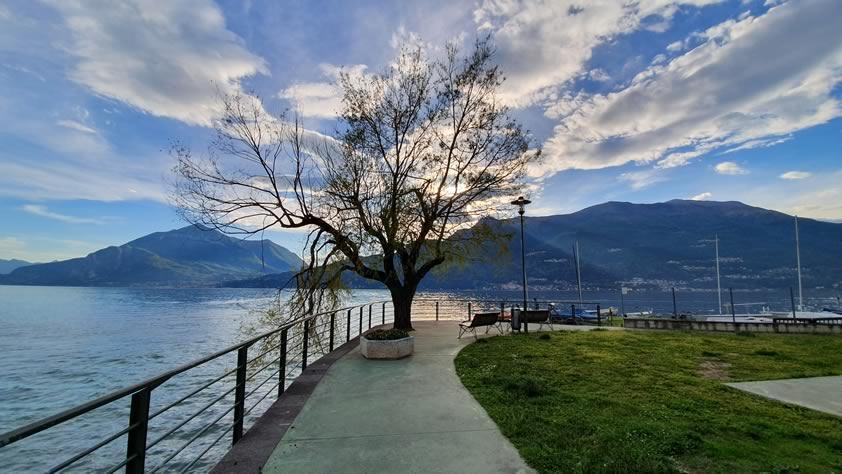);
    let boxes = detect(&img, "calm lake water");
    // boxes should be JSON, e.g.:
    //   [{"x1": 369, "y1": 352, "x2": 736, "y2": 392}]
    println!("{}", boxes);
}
[{"x1": 0, "y1": 285, "x2": 838, "y2": 471}]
